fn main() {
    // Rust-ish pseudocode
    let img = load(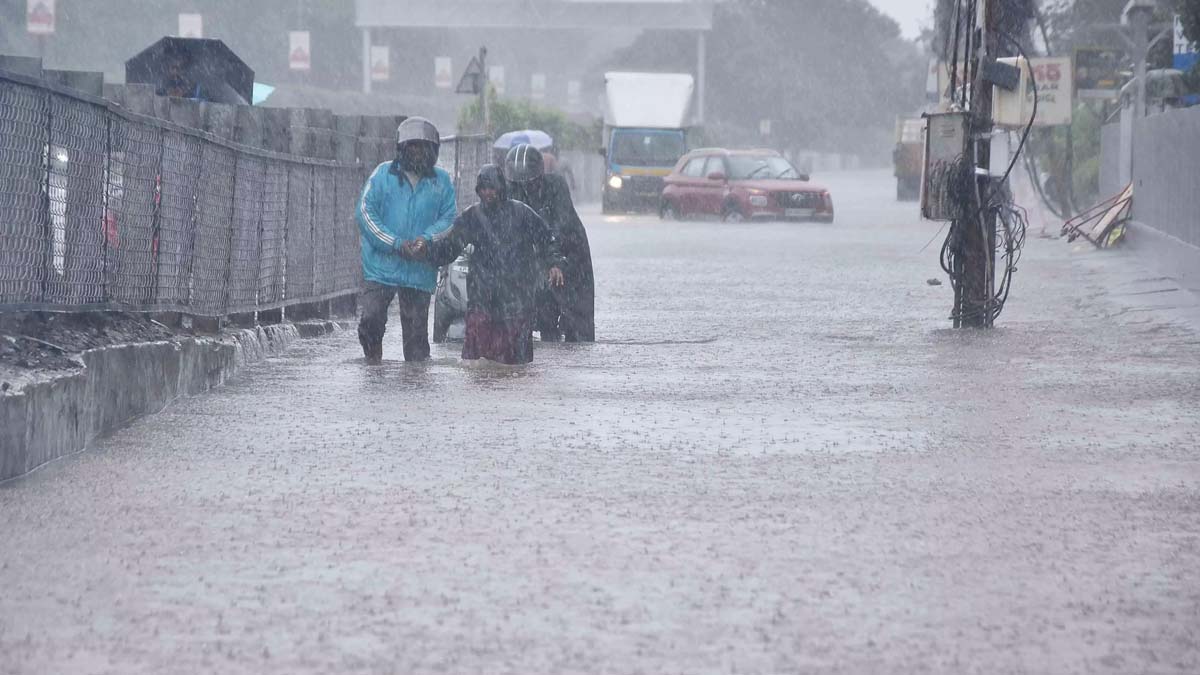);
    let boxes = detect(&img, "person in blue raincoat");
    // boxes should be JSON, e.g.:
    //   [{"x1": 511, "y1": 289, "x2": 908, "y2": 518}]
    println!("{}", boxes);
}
[{"x1": 356, "y1": 117, "x2": 457, "y2": 364}]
